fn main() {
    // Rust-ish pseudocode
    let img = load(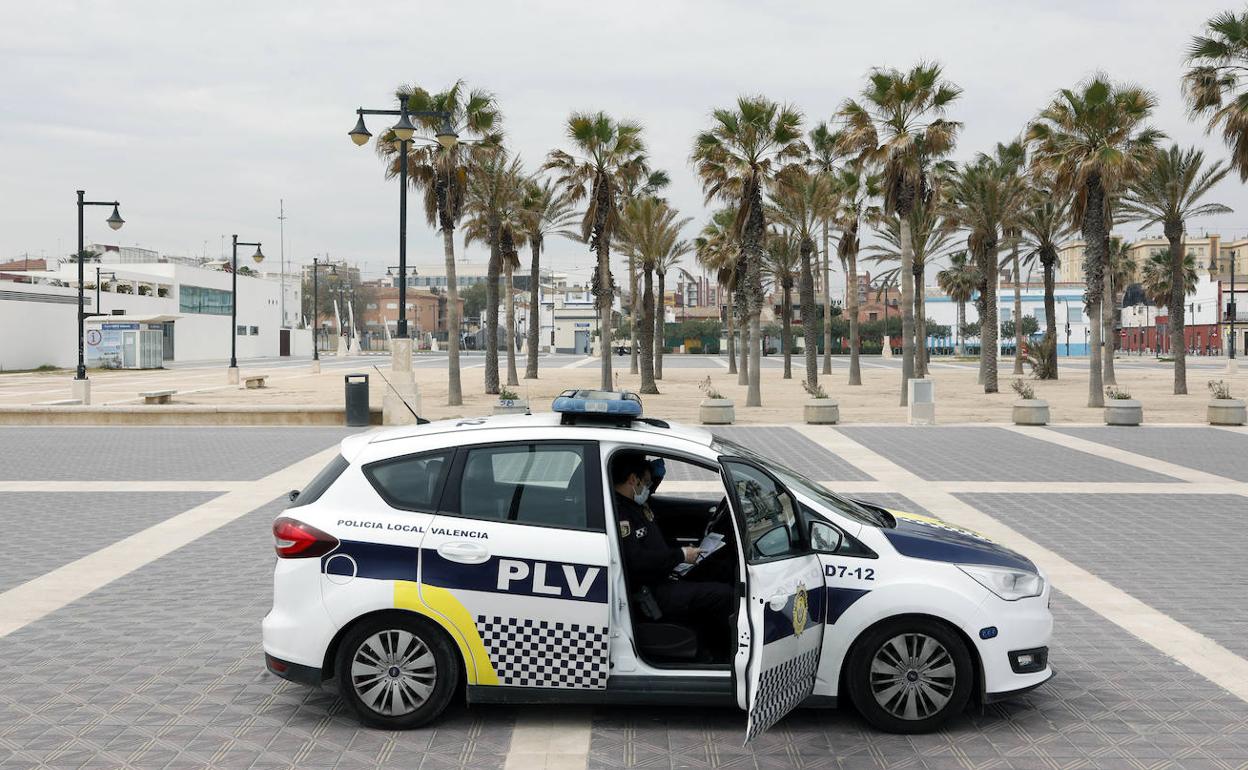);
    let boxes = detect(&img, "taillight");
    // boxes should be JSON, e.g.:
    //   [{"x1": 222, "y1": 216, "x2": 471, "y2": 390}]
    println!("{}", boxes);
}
[{"x1": 273, "y1": 517, "x2": 338, "y2": 558}]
